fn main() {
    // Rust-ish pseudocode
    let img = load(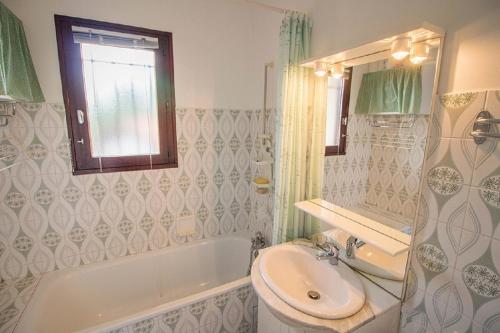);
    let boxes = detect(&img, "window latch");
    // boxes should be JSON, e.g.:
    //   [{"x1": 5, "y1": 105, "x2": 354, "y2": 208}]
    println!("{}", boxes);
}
[
  {"x1": 342, "y1": 117, "x2": 348, "y2": 126},
  {"x1": 76, "y1": 138, "x2": 84, "y2": 144},
  {"x1": 77, "y1": 109, "x2": 85, "y2": 124}
]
